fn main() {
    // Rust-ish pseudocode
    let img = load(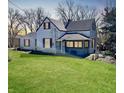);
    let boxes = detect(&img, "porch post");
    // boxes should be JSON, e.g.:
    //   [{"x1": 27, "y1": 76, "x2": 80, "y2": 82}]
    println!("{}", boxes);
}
[{"x1": 63, "y1": 41, "x2": 65, "y2": 54}]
